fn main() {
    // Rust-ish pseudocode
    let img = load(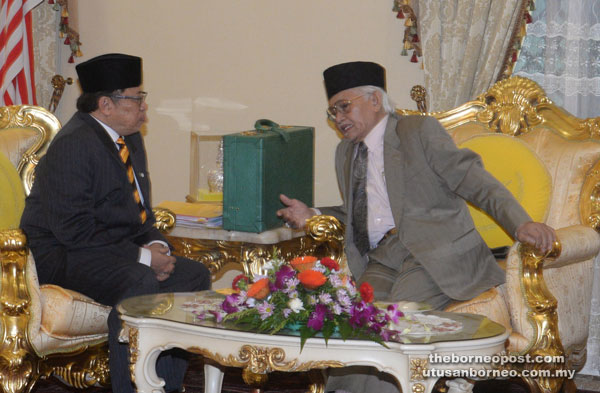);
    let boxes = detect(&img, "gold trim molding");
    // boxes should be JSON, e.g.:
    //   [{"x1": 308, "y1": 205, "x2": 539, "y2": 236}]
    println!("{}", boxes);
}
[
  {"x1": 0, "y1": 105, "x2": 60, "y2": 195},
  {"x1": 410, "y1": 357, "x2": 428, "y2": 381},
  {"x1": 517, "y1": 242, "x2": 568, "y2": 393},
  {"x1": 187, "y1": 345, "x2": 343, "y2": 374}
]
